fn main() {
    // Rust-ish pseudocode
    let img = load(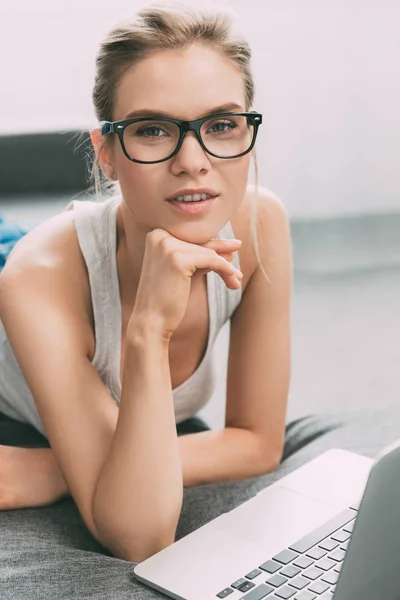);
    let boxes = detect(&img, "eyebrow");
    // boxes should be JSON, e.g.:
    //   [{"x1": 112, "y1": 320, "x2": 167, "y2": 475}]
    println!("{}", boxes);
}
[{"x1": 123, "y1": 102, "x2": 245, "y2": 120}]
